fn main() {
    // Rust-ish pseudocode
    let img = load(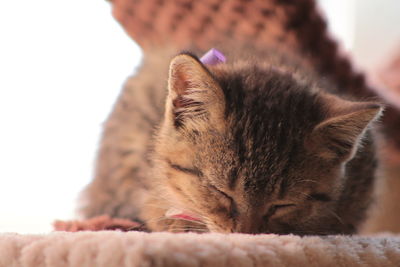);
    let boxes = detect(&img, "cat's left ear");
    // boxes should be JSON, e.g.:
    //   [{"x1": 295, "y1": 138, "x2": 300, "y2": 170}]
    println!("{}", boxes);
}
[{"x1": 166, "y1": 53, "x2": 225, "y2": 131}]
